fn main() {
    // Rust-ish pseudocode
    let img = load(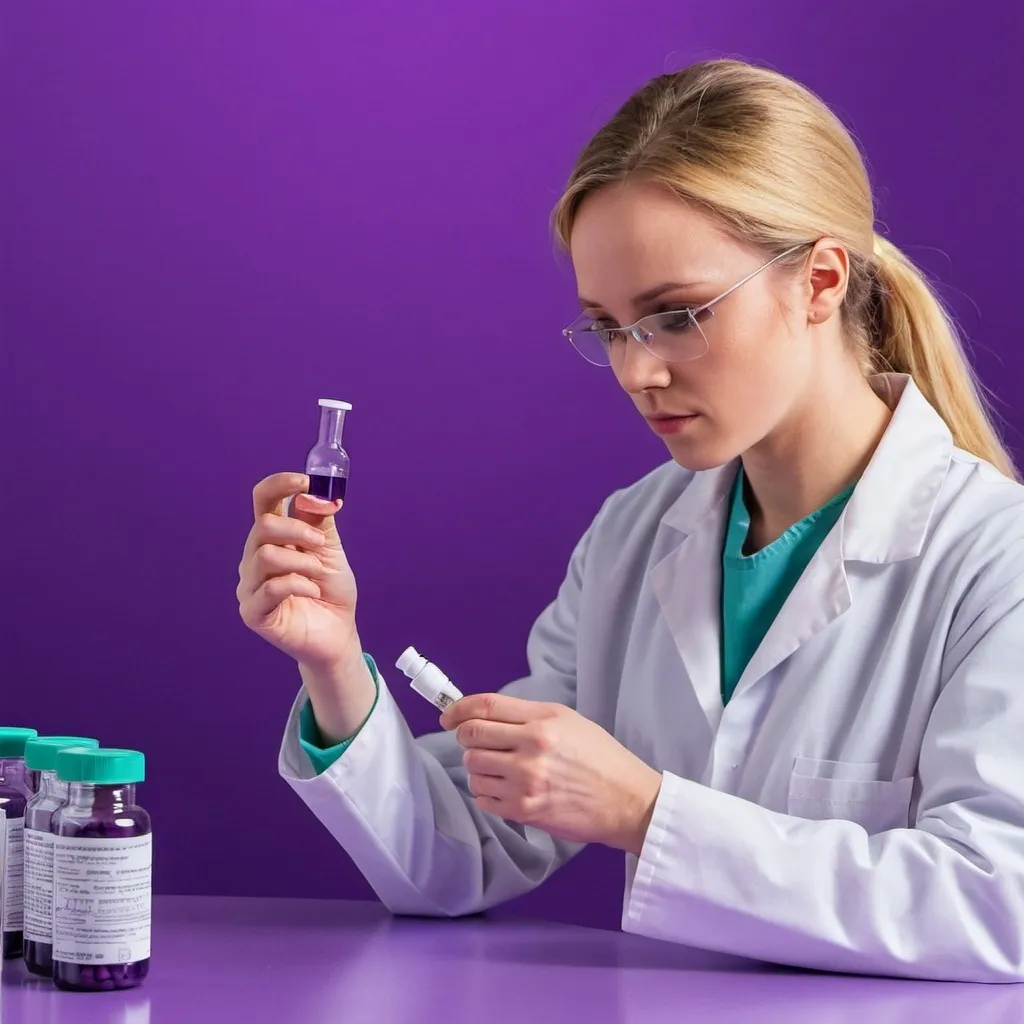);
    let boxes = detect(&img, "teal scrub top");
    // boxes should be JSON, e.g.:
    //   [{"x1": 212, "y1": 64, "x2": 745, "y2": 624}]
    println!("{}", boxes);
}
[{"x1": 720, "y1": 466, "x2": 855, "y2": 704}]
